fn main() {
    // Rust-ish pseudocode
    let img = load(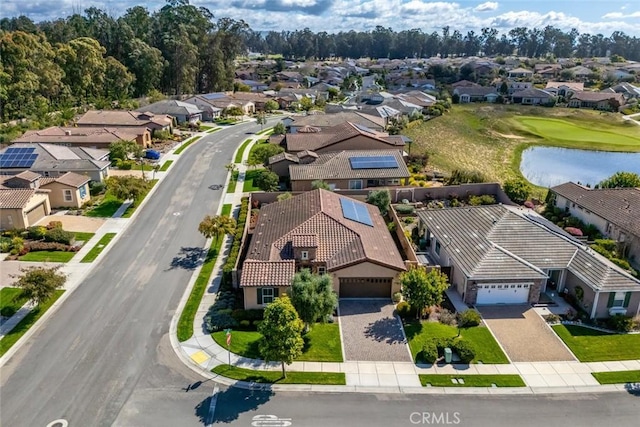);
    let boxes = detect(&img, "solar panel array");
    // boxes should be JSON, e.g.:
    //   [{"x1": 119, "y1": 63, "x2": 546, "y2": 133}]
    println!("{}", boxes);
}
[
  {"x1": 352, "y1": 123, "x2": 375, "y2": 135},
  {"x1": 349, "y1": 155, "x2": 399, "y2": 169},
  {"x1": 340, "y1": 197, "x2": 373, "y2": 226},
  {"x1": 0, "y1": 147, "x2": 38, "y2": 168}
]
